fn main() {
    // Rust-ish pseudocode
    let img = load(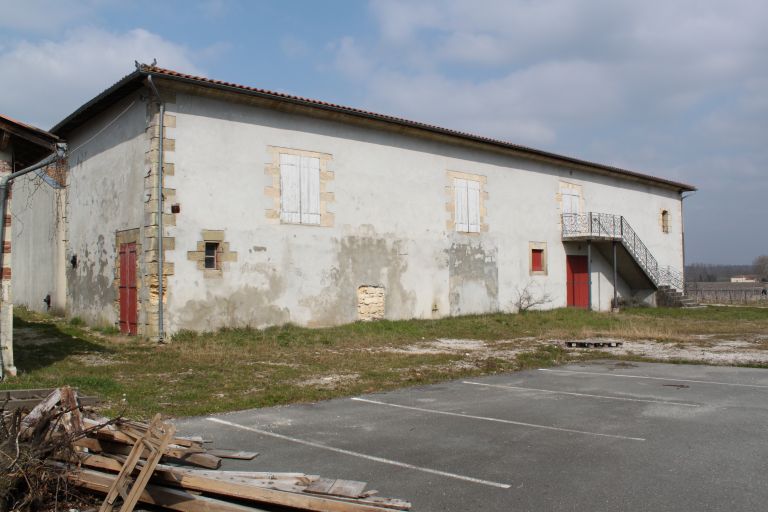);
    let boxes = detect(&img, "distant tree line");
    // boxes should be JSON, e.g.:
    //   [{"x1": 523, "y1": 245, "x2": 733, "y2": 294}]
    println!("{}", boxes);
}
[{"x1": 686, "y1": 256, "x2": 768, "y2": 282}]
